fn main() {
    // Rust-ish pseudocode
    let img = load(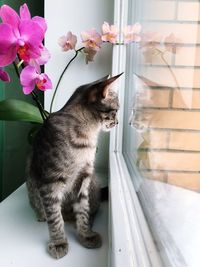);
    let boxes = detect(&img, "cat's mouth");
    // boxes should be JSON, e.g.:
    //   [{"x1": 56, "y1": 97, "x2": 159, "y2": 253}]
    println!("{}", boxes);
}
[{"x1": 102, "y1": 121, "x2": 118, "y2": 131}]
